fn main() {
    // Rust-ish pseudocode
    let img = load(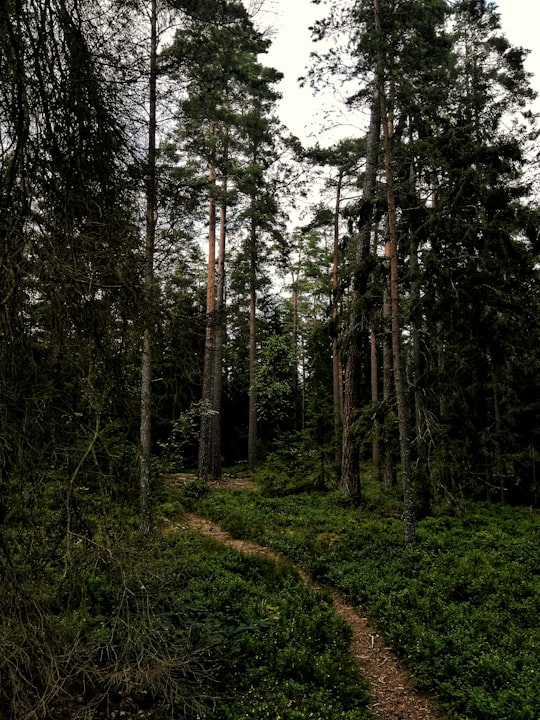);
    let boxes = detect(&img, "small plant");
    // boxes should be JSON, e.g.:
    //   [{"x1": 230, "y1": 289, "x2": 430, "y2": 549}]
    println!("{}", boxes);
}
[
  {"x1": 187, "y1": 481, "x2": 540, "y2": 720},
  {"x1": 156, "y1": 401, "x2": 205, "y2": 473},
  {"x1": 182, "y1": 478, "x2": 211, "y2": 500},
  {"x1": 0, "y1": 535, "x2": 215, "y2": 720},
  {"x1": 258, "y1": 435, "x2": 335, "y2": 496}
]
